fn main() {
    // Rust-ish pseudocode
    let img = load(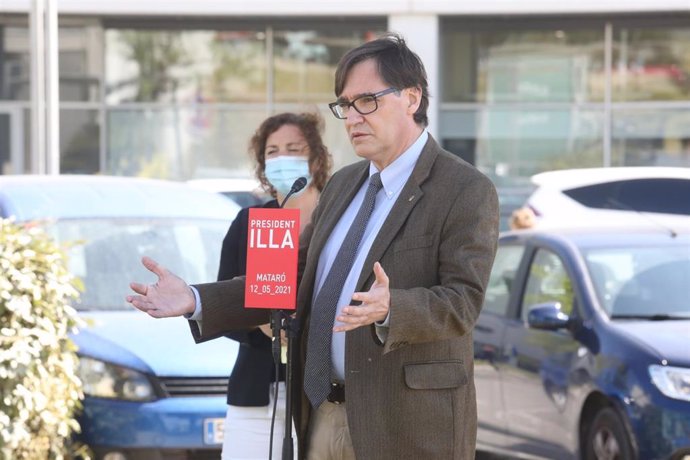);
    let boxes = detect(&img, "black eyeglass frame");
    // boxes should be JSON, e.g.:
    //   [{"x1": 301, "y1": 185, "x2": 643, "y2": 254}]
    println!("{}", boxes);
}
[{"x1": 328, "y1": 87, "x2": 401, "y2": 119}]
